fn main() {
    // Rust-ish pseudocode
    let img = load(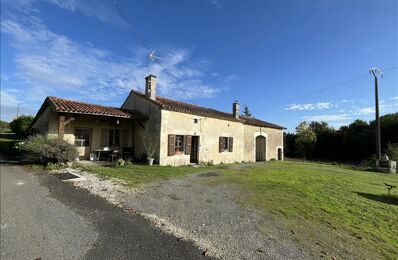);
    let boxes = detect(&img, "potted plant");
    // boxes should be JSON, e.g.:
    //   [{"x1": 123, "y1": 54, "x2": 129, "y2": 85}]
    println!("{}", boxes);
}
[{"x1": 142, "y1": 136, "x2": 158, "y2": 166}]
